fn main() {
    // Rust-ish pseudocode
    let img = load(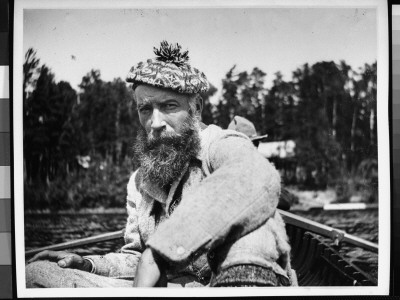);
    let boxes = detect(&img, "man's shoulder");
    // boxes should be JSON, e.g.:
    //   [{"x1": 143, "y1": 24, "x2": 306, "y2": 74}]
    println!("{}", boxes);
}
[
  {"x1": 200, "y1": 124, "x2": 250, "y2": 146},
  {"x1": 199, "y1": 124, "x2": 254, "y2": 172}
]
